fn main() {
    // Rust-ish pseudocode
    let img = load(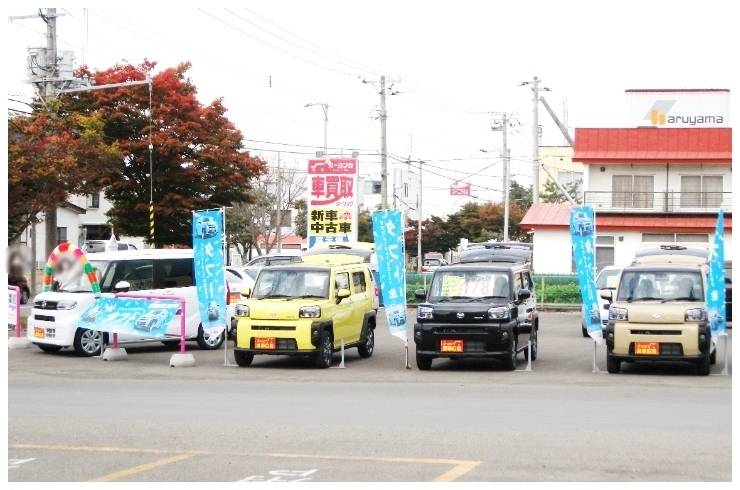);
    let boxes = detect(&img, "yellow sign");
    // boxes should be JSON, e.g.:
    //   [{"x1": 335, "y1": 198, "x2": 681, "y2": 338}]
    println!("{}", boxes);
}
[
  {"x1": 309, "y1": 207, "x2": 353, "y2": 235},
  {"x1": 441, "y1": 275, "x2": 465, "y2": 296}
]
